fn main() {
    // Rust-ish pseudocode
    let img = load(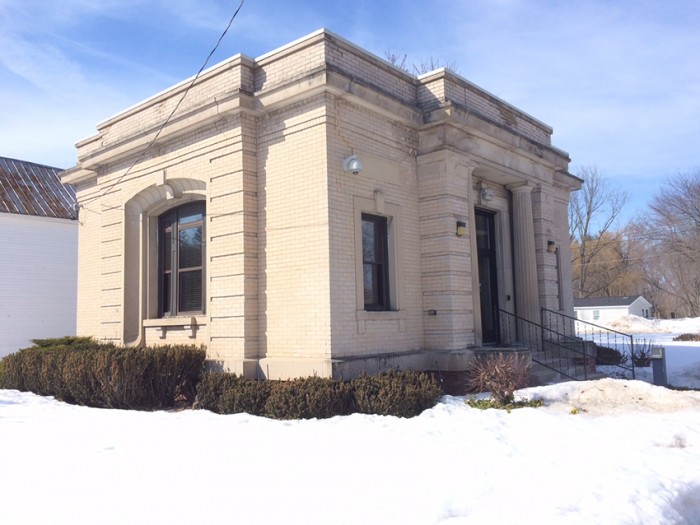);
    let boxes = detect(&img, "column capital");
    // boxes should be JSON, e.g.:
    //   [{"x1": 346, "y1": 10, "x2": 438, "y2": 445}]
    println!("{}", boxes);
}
[{"x1": 506, "y1": 180, "x2": 535, "y2": 193}]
